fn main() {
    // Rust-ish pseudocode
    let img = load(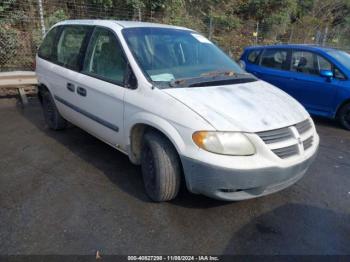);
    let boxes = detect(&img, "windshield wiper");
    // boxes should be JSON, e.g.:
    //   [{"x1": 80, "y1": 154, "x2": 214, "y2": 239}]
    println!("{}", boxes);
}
[
  {"x1": 201, "y1": 70, "x2": 237, "y2": 77},
  {"x1": 169, "y1": 72, "x2": 257, "y2": 88}
]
